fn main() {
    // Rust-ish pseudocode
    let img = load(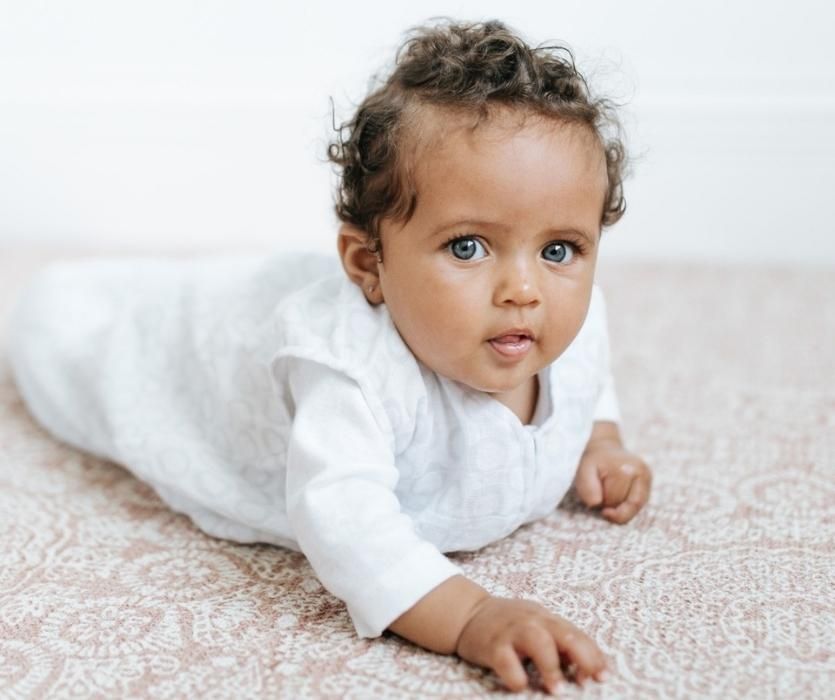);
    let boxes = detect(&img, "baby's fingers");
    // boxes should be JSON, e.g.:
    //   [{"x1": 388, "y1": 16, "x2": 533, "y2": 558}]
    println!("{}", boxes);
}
[
  {"x1": 600, "y1": 463, "x2": 635, "y2": 507},
  {"x1": 602, "y1": 468, "x2": 651, "y2": 524},
  {"x1": 573, "y1": 457, "x2": 603, "y2": 507},
  {"x1": 490, "y1": 645, "x2": 530, "y2": 693},
  {"x1": 513, "y1": 626, "x2": 565, "y2": 694},
  {"x1": 547, "y1": 618, "x2": 608, "y2": 682}
]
